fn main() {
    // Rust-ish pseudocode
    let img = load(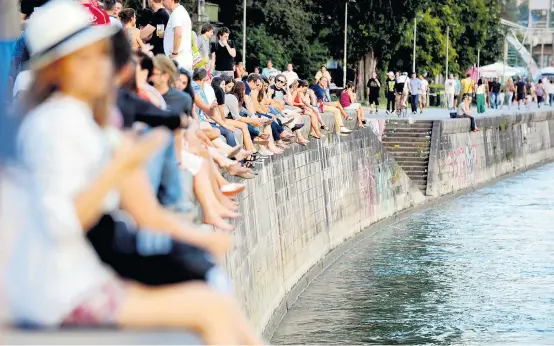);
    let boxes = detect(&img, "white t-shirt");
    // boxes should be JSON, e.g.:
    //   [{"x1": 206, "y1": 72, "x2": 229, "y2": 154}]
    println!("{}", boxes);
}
[
  {"x1": 544, "y1": 80, "x2": 553, "y2": 94},
  {"x1": 204, "y1": 83, "x2": 217, "y2": 105},
  {"x1": 419, "y1": 79, "x2": 429, "y2": 94},
  {"x1": 164, "y1": 5, "x2": 192, "y2": 70},
  {"x1": 445, "y1": 78, "x2": 456, "y2": 94},
  {"x1": 282, "y1": 71, "x2": 299, "y2": 86},
  {"x1": 4, "y1": 94, "x2": 116, "y2": 325}
]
